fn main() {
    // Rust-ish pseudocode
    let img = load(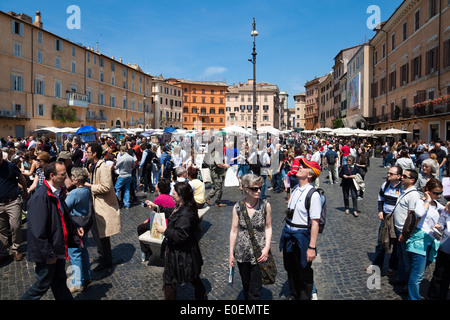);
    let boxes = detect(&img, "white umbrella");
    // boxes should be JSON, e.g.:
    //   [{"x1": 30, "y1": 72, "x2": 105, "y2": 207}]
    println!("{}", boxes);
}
[
  {"x1": 222, "y1": 125, "x2": 250, "y2": 135},
  {"x1": 315, "y1": 127, "x2": 334, "y2": 133},
  {"x1": 257, "y1": 126, "x2": 280, "y2": 135},
  {"x1": 383, "y1": 128, "x2": 412, "y2": 135}
]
